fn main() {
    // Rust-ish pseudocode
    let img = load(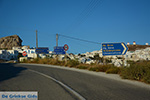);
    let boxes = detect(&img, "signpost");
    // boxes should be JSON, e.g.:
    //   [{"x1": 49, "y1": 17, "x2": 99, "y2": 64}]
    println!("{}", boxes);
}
[
  {"x1": 22, "y1": 51, "x2": 27, "y2": 57},
  {"x1": 35, "y1": 48, "x2": 49, "y2": 54},
  {"x1": 102, "y1": 42, "x2": 128, "y2": 56},
  {"x1": 53, "y1": 44, "x2": 69, "y2": 55},
  {"x1": 102, "y1": 42, "x2": 128, "y2": 66},
  {"x1": 64, "y1": 44, "x2": 69, "y2": 51},
  {"x1": 53, "y1": 46, "x2": 66, "y2": 55},
  {"x1": 63, "y1": 44, "x2": 69, "y2": 64}
]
